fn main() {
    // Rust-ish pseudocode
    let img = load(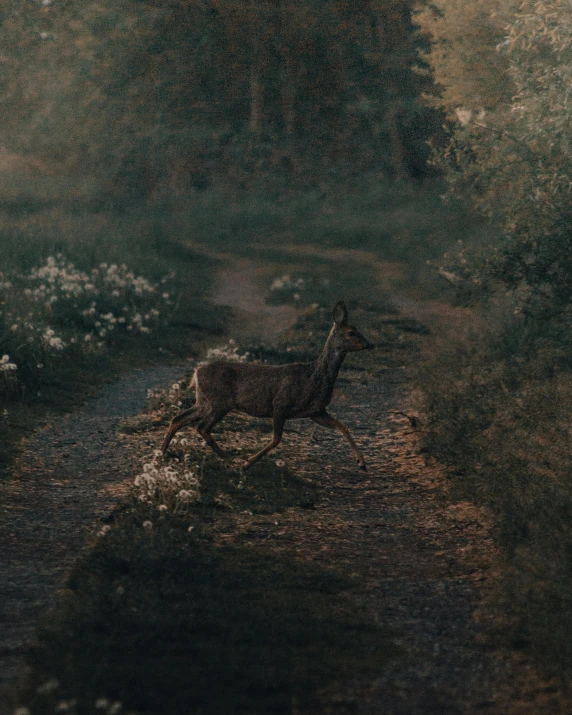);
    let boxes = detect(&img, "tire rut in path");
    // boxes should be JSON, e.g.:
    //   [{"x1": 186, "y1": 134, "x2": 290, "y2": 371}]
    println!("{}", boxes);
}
[
  {"x1": 273, "y1": 377, "x2": 500, "y2": 713},
  {"x1": 0, "y1": 364, "x2": 186, "y2": 708},
  {"x1": 210, "y1": 255, "x2": 298, "y2": 346}
]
